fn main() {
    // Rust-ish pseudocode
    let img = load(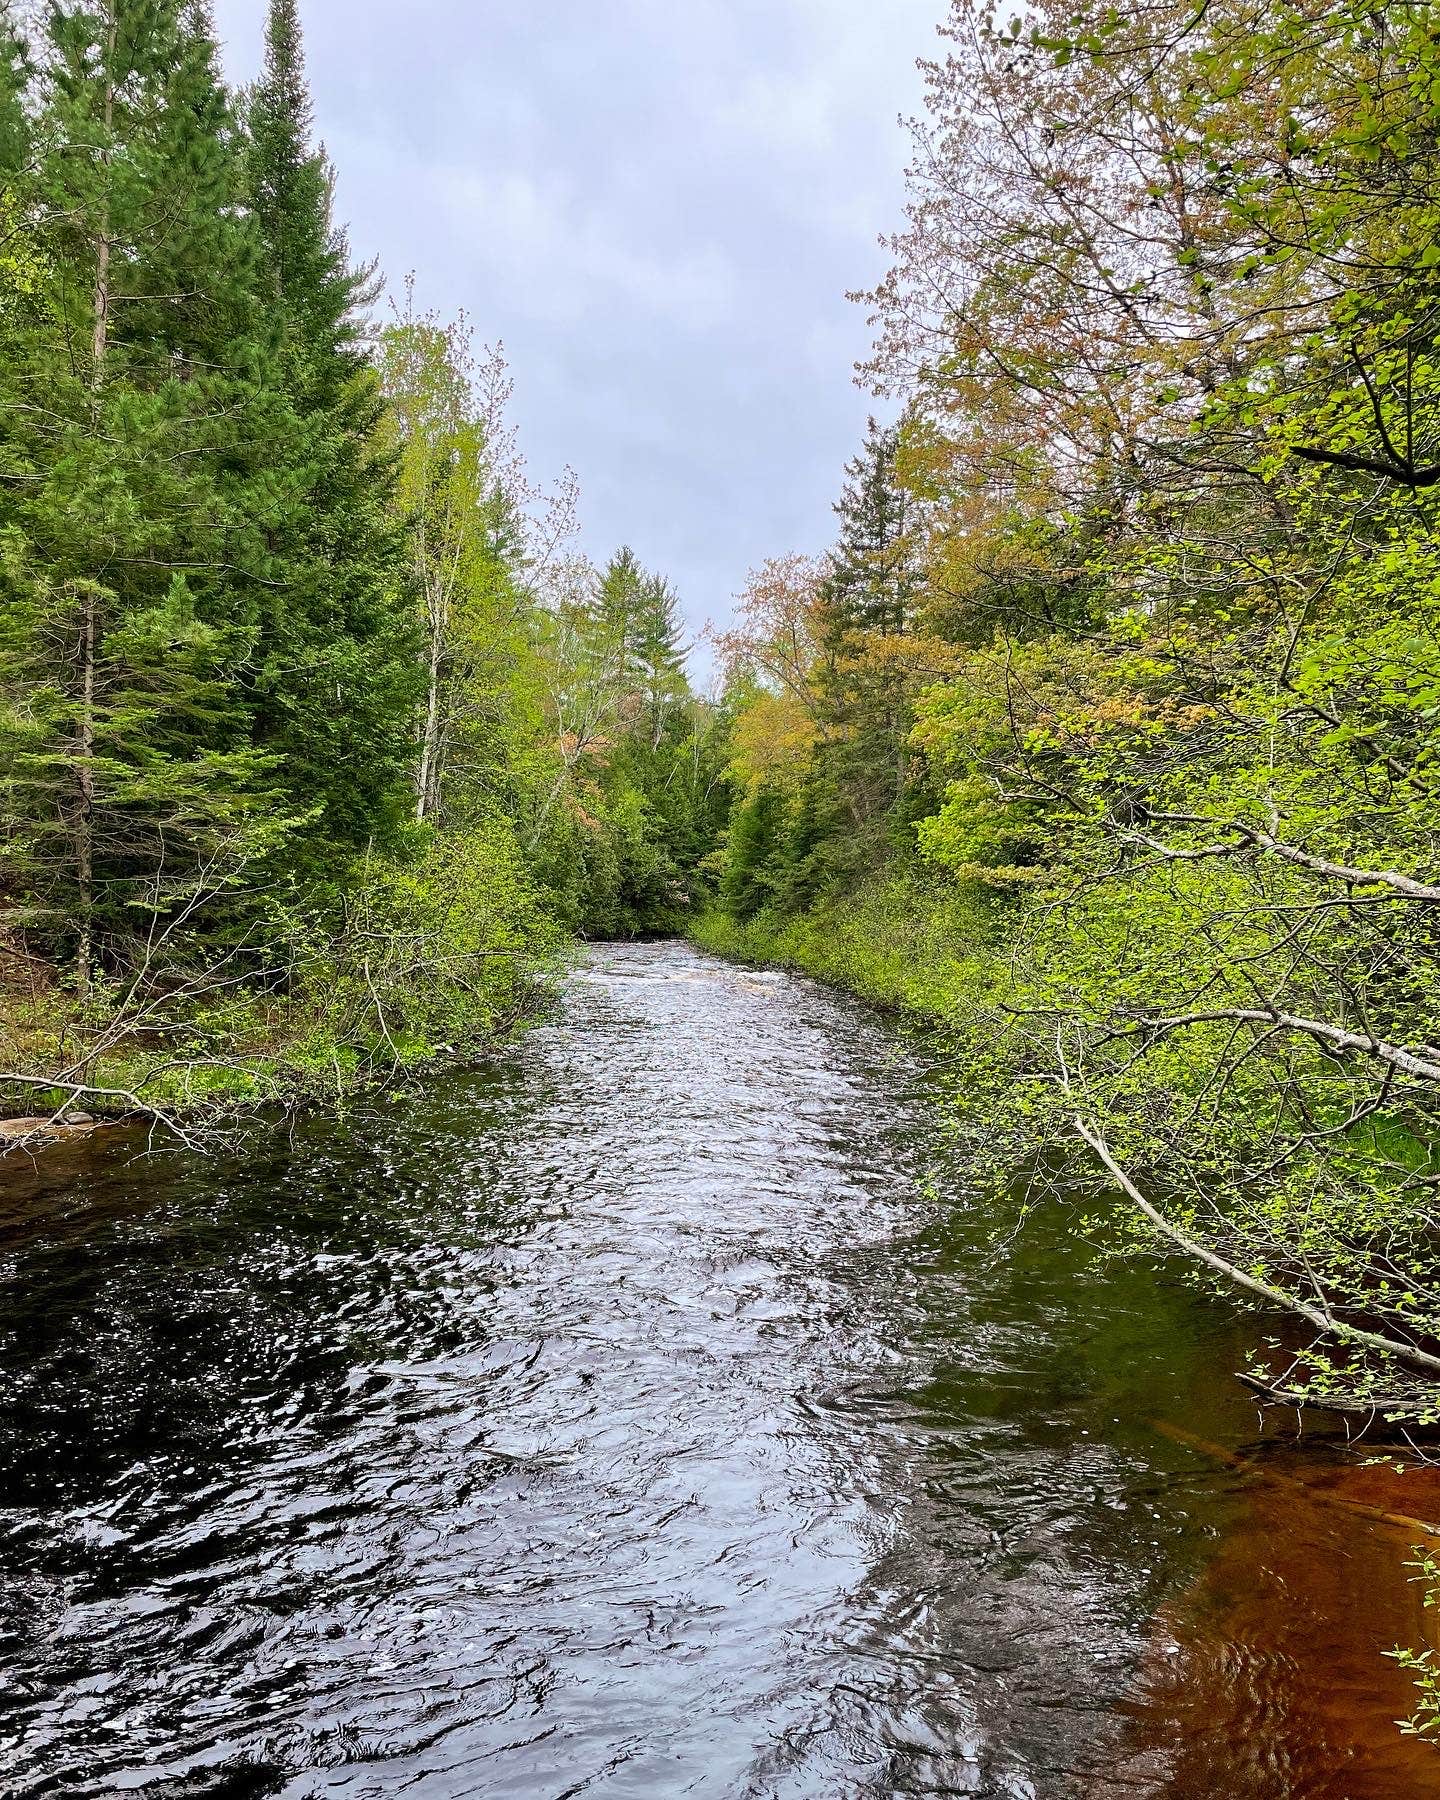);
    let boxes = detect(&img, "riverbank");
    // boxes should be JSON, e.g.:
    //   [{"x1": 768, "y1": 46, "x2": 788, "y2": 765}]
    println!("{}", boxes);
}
[
  {"x1": 692, "y1": 900, "x2": 1440, "y2": 1741},
  {"x1": 0, "y1": 998, "x2": 557, "y2": 1153},
  {"x1": 695, "y1": 877, "x2": 1440, "y2": 1428},
  {"x1": 689, "y1": 873, "x2": 995, "y2": 1025},
  {"x1": 0, "y1": 933, "x2": 565, "y2": 1154}
]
